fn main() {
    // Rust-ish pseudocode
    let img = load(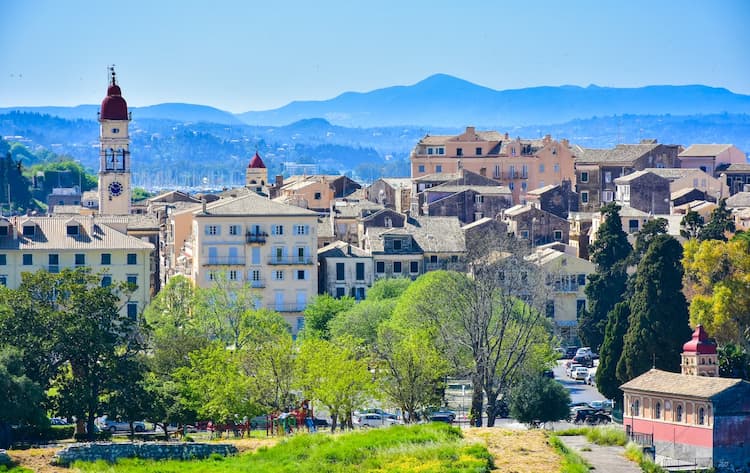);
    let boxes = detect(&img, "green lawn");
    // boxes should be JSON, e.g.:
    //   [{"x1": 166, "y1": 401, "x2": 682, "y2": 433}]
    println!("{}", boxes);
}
[{"x1": 73, "y1": 423, "x2": 493, "y2": 473}]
